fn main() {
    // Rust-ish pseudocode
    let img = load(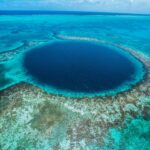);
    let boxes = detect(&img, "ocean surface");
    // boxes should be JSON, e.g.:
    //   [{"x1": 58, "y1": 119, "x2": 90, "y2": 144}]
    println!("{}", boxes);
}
[{"x1": 0, "y1": 11, "x2": 150, "y2": 150}]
